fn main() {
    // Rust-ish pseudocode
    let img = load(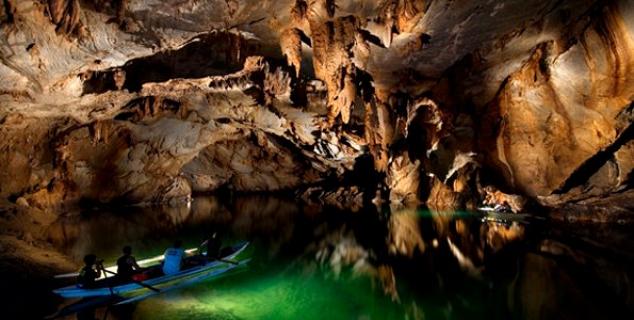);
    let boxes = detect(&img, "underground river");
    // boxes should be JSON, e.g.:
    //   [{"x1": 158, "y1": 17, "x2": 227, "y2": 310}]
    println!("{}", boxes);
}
[{"x1": 3, "y1": 195, "x2": 633, "y2": 319}]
